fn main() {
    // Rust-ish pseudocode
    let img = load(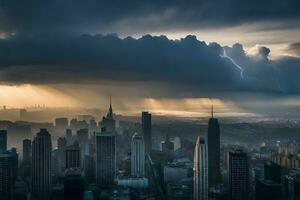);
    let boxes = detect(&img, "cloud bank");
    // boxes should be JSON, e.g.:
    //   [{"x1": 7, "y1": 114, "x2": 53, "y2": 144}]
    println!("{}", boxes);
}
[
  {"x1": 0, "y1": 33, "x2": 299, "y2": 95},
  {"x1": 0, "y1": 0, "x2": 299, "y2": 34},
  {"x1": 287, "y1": 42, "x2": 300, "y2": 56}
]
